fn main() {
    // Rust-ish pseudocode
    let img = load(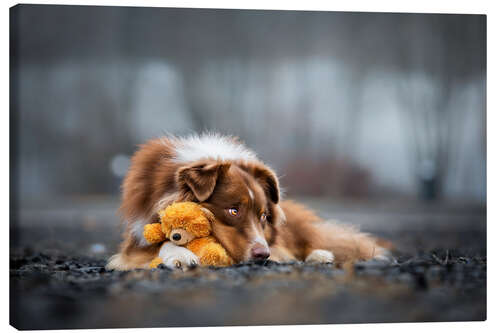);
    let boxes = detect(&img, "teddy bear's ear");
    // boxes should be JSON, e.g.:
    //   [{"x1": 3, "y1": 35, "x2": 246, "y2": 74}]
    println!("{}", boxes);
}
[{"x1": 176, "y1": 162, "x2": 231, "y2": 202}]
